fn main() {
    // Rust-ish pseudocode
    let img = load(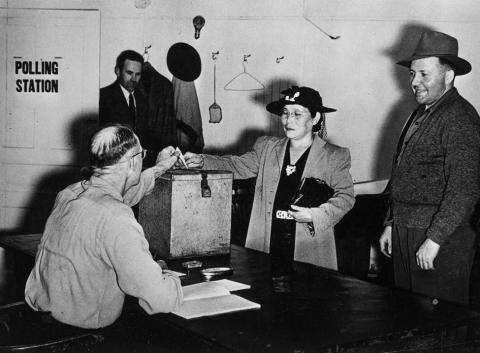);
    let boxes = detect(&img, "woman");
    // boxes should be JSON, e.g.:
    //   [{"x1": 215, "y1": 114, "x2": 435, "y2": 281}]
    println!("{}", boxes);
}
[{"x1": 184, "y1": 86, "x2": 354, "y2": 272}]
